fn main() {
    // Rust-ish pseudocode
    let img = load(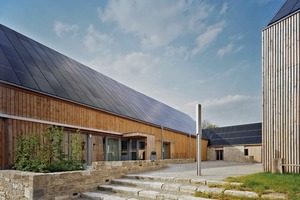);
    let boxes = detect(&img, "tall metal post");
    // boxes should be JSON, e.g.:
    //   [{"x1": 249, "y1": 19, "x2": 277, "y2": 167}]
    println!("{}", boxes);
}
[
  {"x1": 196, "y1": 104, "x2": 202, "y2": 176},
  {"x1": 161, "y1": 126, "x2": 164, "y2": 160}
]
